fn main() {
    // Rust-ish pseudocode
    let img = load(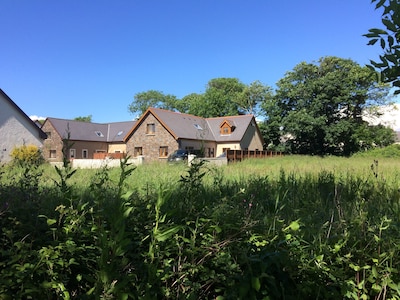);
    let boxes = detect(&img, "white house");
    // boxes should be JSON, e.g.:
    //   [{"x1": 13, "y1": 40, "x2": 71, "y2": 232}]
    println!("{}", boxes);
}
[{"x1": 0, "y1": 89, "x2": 47, "y2": 163}]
